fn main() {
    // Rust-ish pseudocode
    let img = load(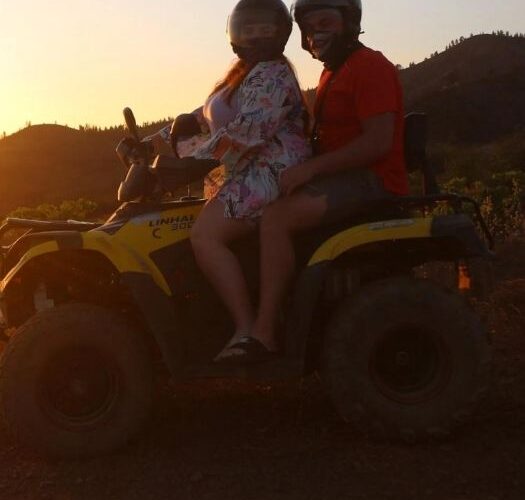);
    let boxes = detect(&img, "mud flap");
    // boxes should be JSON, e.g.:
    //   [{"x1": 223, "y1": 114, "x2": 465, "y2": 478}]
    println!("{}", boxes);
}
[
  {"x1": 121, "y1": 272, "x2": 183, "y2": 376},
  {"x1": 286, "y1": 262, "x2": 330, "y2": 371}
]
